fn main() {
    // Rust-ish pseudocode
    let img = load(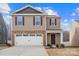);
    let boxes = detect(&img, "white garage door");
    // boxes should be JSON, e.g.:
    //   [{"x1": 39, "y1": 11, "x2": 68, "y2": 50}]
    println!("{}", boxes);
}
[{"x1": 15, "y1": 34, "x2": 43, "y2": 46}]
